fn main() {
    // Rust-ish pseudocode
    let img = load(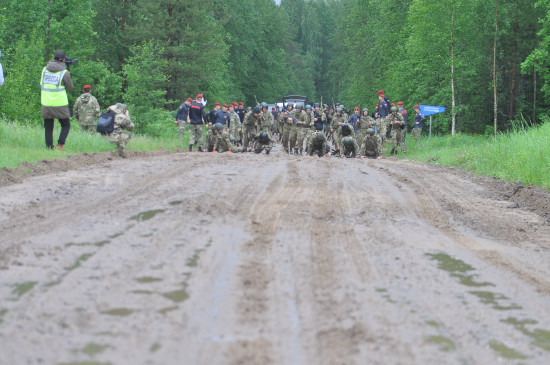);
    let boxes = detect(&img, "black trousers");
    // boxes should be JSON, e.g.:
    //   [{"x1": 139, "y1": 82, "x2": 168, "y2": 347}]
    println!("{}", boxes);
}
[{"x1": 44, "y1": 118, "x2": 71, "y2": 148}]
